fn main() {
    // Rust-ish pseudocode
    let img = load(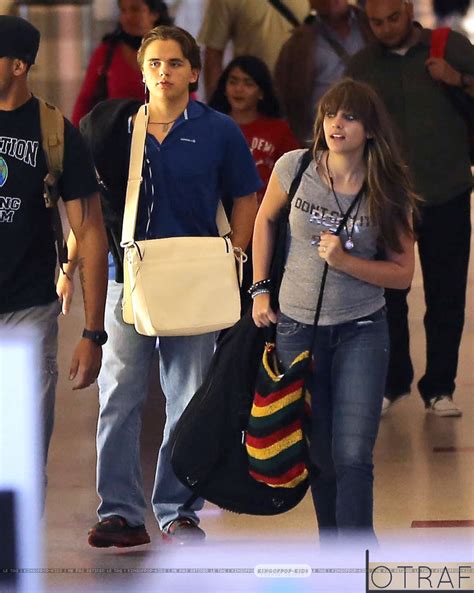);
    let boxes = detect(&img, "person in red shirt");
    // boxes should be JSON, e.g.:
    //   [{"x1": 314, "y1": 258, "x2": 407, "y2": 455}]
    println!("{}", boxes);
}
[
  {"x1": 72, "y1": 0, "x2": 172, "y2": 126},
  {"x1": 210, "y1": 55, "x2": 300, "y2": 205},
  {"x1": 210, "y1": 56, "x2": 299, "y2": 310}
]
